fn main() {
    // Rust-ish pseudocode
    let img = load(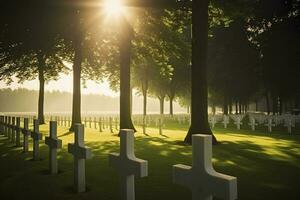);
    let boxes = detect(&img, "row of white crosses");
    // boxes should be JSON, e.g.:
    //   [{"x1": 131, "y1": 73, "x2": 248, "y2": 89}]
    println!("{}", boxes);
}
[
  {"x1": 249, "y1": 114, "x2": 296, "y2": 133},
  {"x1": 0, "y1": 115, "x2": 92, "y2": 193},
  {"x1": 50, "y1": 115, "x2": 119, "y2": 133},
  {"x1": 0, "y1": 114, "x2": 237, "y2": 199},
  {"x1": 0, "y1": 116, "x2": 22, "y2": 147}
]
